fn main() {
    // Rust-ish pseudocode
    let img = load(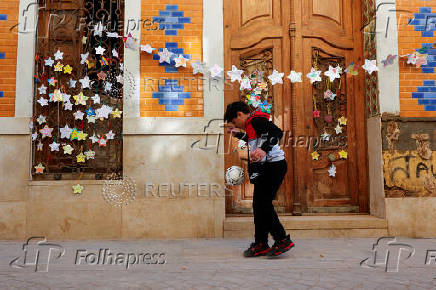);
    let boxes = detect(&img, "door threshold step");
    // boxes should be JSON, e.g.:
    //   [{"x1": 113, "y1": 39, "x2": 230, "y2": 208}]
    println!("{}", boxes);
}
[{"x1": 224, "y1": 215, "x2": 388, "y2": 238}]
